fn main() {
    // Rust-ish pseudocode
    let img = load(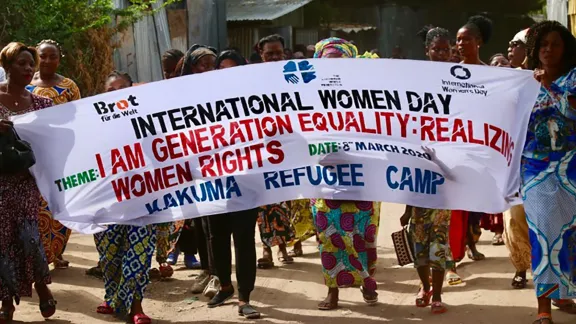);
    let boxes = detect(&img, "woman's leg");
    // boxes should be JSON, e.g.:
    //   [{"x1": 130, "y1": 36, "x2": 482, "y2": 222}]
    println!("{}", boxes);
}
[
  {"x1": 503, "y1": 206, "x2": 531, "y2": 289},
  {"x1": 318, "y1": 287, "x2": 339, "y2": 310}
]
